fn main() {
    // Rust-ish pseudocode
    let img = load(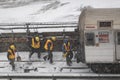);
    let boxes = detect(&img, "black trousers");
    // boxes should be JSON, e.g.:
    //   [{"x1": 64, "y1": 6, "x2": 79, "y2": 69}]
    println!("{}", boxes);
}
[
  {"x1": 9, "y1": 59, "x2": 15, "y2": 70},
  {"x1": 29, "y1": 47, "x2": 41, "y2": 59},
  {"x1": 44, "y1": 50, "x2": 53, "y2": 64},
  {"x1": 66, "y1": 51, "x2": 73, "y2": 66}
]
